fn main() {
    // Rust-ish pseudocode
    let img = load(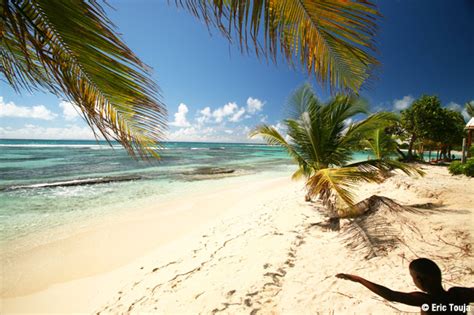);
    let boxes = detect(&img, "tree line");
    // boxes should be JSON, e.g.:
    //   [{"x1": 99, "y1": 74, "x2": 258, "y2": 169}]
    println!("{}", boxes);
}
[{"x1": 399, "y1": 96, "x2": 469, "y2": 161}]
